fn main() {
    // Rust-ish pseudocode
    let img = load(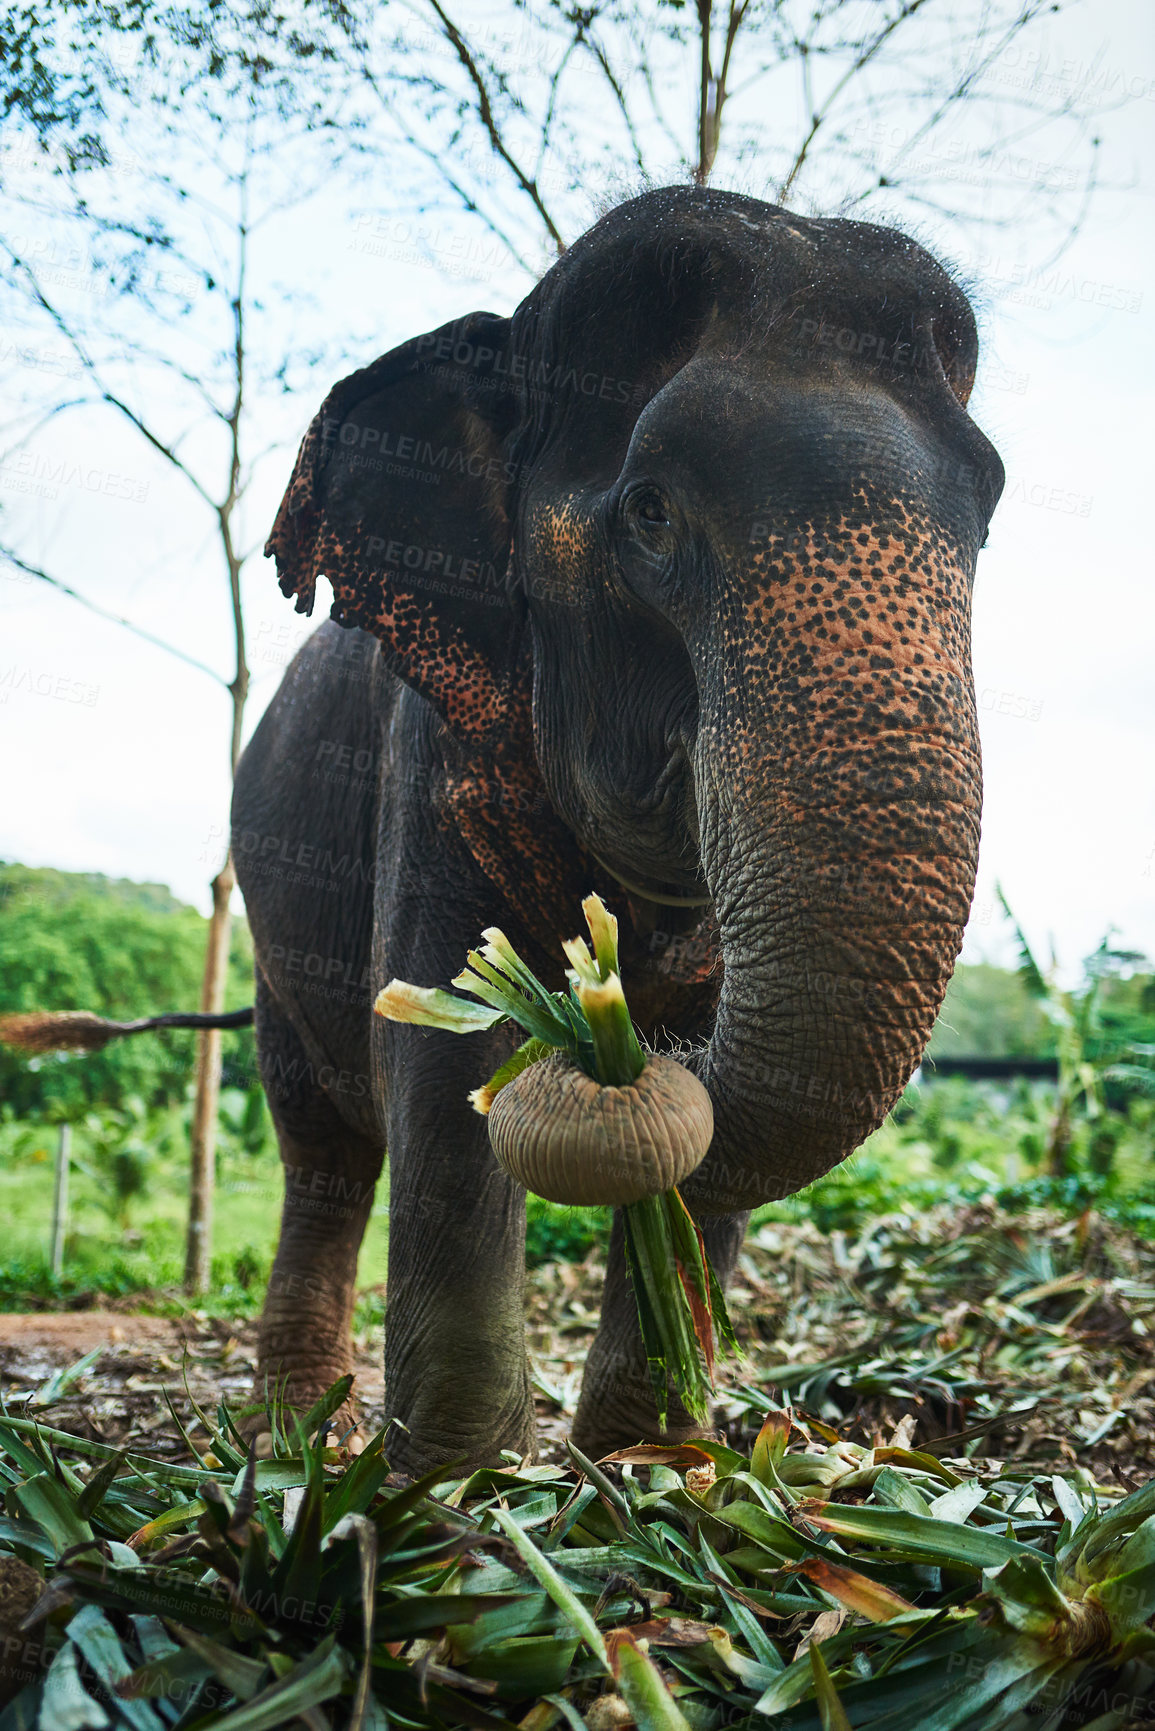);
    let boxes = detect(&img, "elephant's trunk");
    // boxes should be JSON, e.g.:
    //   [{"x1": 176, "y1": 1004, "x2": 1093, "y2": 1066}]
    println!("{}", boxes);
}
[{"x1": 683, "y1": 511, "x2": 982, "y2": 1212}]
